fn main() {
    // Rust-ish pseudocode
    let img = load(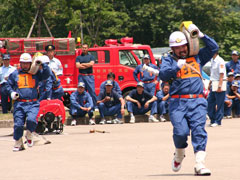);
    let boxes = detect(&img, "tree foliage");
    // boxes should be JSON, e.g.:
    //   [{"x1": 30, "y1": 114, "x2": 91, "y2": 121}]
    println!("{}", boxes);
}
[{"x1": 0, "y1": 0, "x2": 240, "y2": 60}]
